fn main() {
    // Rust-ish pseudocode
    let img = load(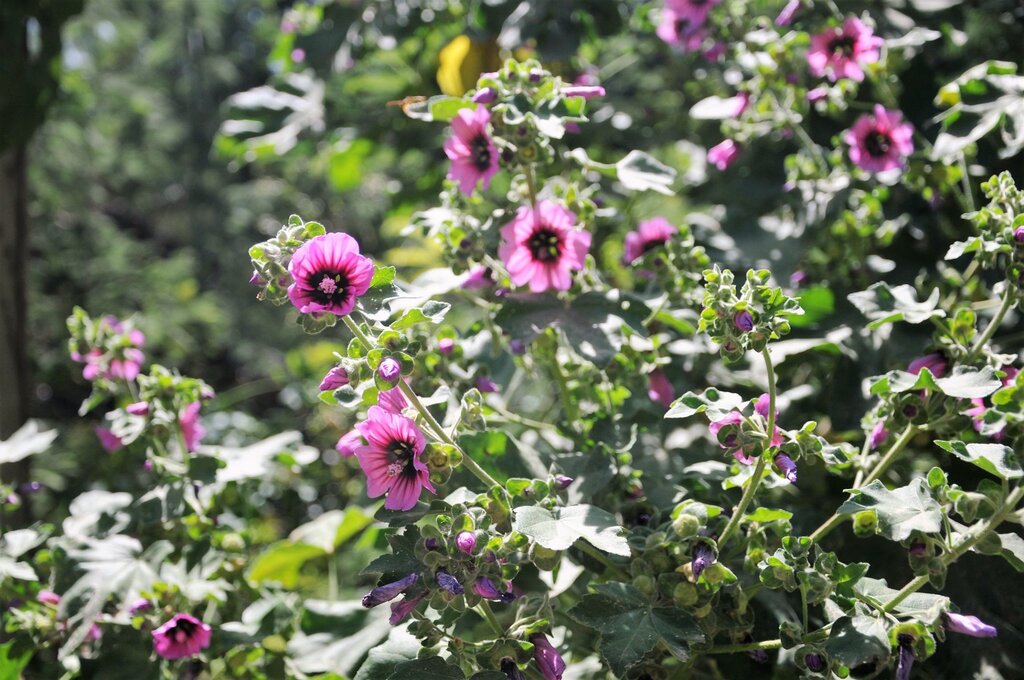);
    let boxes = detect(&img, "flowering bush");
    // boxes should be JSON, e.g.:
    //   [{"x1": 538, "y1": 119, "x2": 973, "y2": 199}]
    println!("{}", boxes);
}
[{"x1": 4, "y1": 2, "x2": 1024, "y2": 679}]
